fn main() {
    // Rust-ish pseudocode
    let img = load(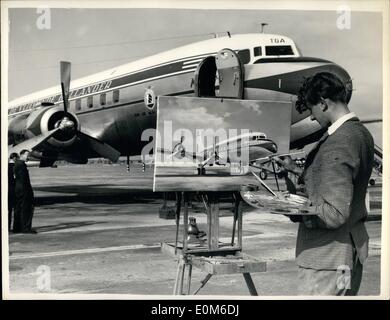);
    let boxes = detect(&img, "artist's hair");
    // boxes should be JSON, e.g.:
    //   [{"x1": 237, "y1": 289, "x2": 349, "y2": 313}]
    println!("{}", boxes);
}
[
  {"x1": 295, "y1": 72, "x2": 349, "y2": 114},
  {"x1": 9, "y1": 152, "x2": 19, "y2": 160},
  {"x1": 19, "y1": 149, "x2": 30, "y2": 156}
]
